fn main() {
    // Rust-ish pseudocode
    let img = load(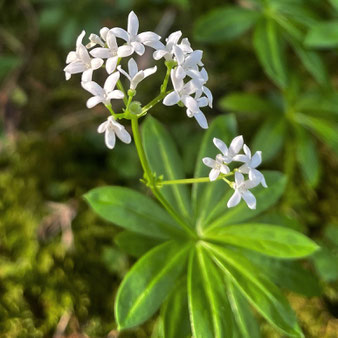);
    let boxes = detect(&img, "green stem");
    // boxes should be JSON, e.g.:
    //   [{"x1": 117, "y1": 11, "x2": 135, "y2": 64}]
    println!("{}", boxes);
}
[
  {"x1": 139, "y1": 90, "x2": 173, "y2": 117},
  {"x1": 117, "y1": 80, "x2": 128, "y2": 106},
  {"x1": 161, "y1": 173, "x2": 233, "y2": 186},
  {"x1": 161, "y1": 63, "x2": 172, "y2": 94},
  {"x1": 131, "y1": 117, "x2": 197, "y2": 238}
]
